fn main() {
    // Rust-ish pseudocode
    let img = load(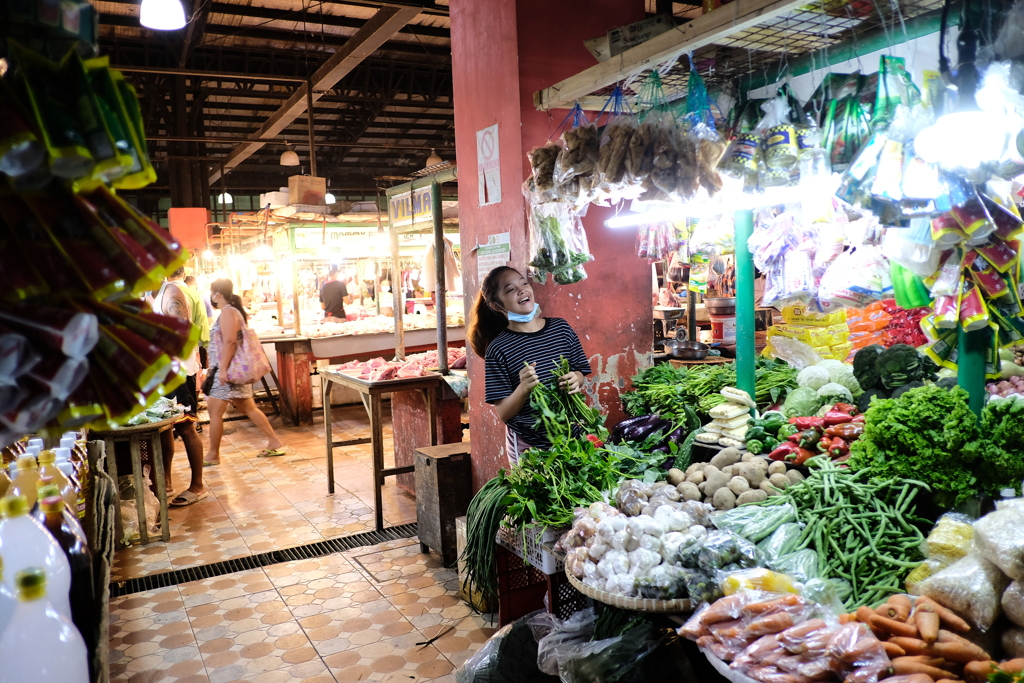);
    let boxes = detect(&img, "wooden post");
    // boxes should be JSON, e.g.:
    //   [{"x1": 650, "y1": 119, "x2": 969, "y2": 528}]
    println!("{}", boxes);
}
[{"x1": 432, "y1": 181, "x2": 449, "y2": 374}]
